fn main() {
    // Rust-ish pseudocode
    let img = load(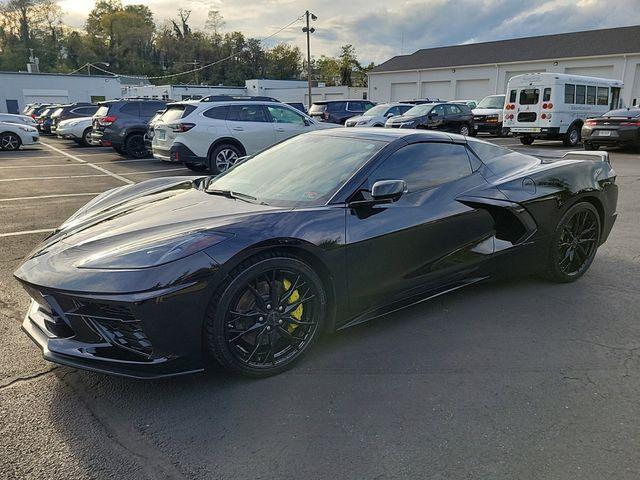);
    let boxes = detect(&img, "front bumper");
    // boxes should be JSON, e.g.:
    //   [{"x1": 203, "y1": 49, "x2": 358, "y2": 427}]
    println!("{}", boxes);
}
[{"x1": 473, "y1": 121, "x2": 503, "y2": 134}]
